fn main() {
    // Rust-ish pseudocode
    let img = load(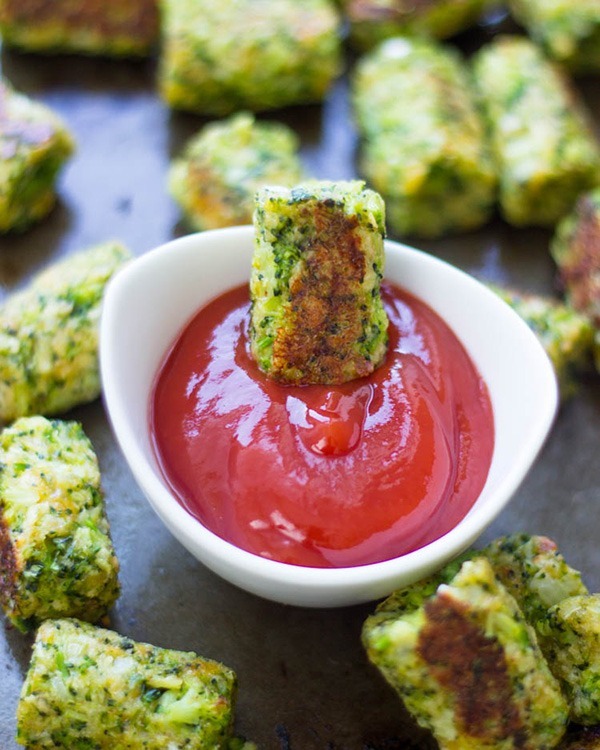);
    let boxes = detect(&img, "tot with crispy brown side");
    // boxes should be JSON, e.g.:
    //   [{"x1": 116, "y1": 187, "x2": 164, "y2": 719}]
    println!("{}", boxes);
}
[
  {"x1": 363, "y1": 555, "x2": 570, "y2": 749},
  {"x1": 250, "y1": 181, "x2": 388, "y2": 385}
]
